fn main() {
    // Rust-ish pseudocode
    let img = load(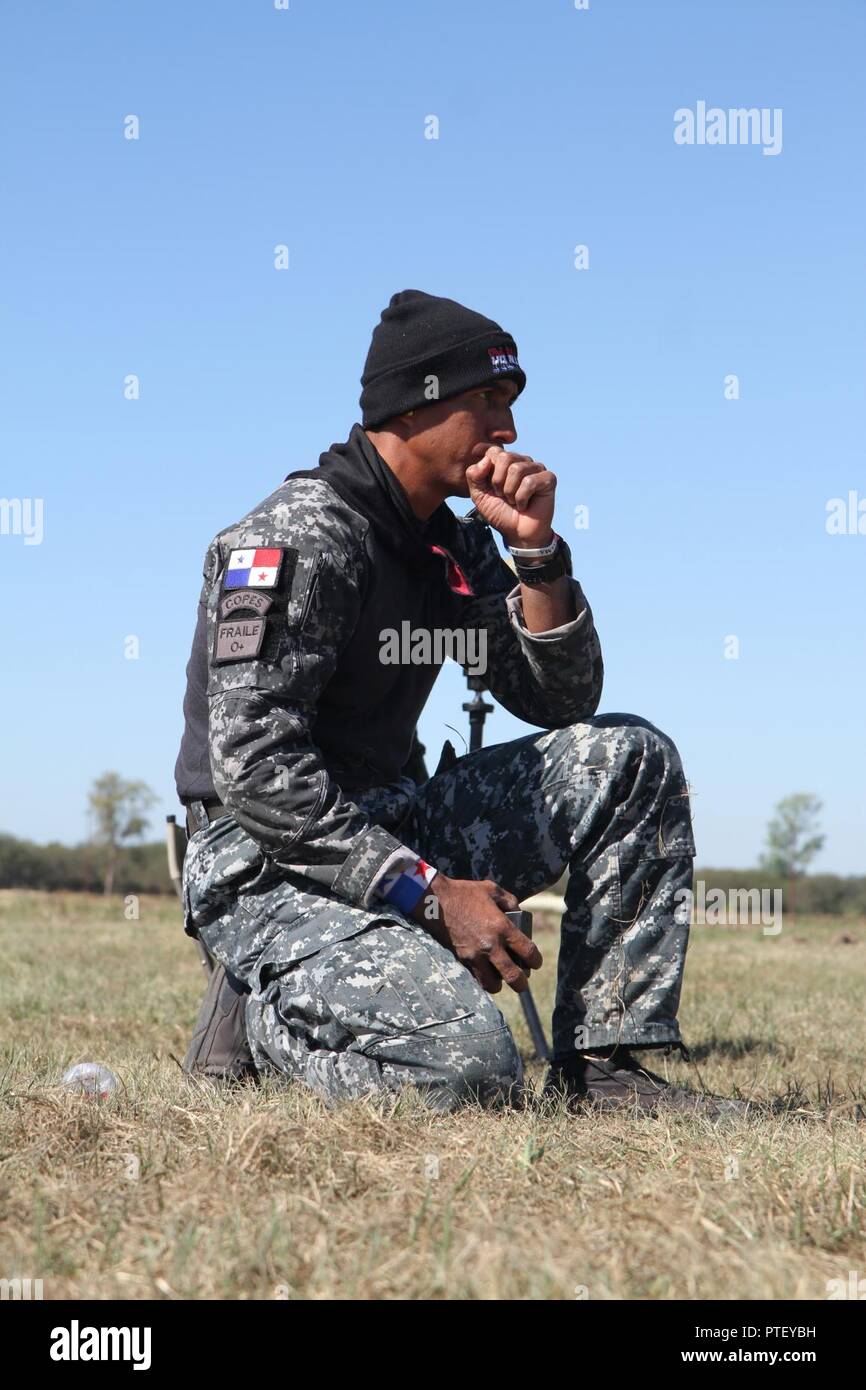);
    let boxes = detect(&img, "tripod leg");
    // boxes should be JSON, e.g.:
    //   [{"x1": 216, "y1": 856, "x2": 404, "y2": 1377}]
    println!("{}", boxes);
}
[{"x1": 519, "y1": 986, "x2": 550, "y2": 1061}]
